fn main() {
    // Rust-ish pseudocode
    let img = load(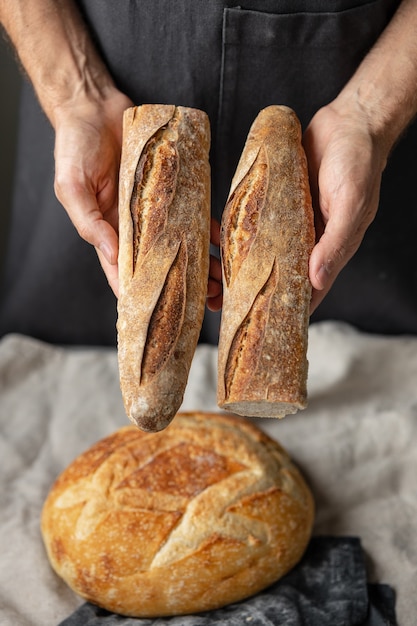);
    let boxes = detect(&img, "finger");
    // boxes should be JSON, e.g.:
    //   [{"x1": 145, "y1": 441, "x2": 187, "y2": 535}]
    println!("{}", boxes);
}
[
  {"x1": 207, "y1": 275, "x2": 222, "y2": 297},
  {"x1": 207, "y1": 277, "x2": 221, "y2": 300},
  {"x1": 207, "y1": 253, "x2": 223, "y2": 312},
  {"x1": 207, "y1": 291, "x2": 223, "y2": 312},
  {"x1": 55, "y1": 177, "x2": 119, "y2": 265},
  {"x1": 210, "y1": 218, "x2": 221, "y2": 247},
  {"x1": 96, "y1": 247, "x2": 119, "y2": 298},
  {"x1": 309, "y1": 212, "x2": 361, "y2": 295},
  {"x1": 209, "y1": 254, "x2": 222, "y2": 283}
]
